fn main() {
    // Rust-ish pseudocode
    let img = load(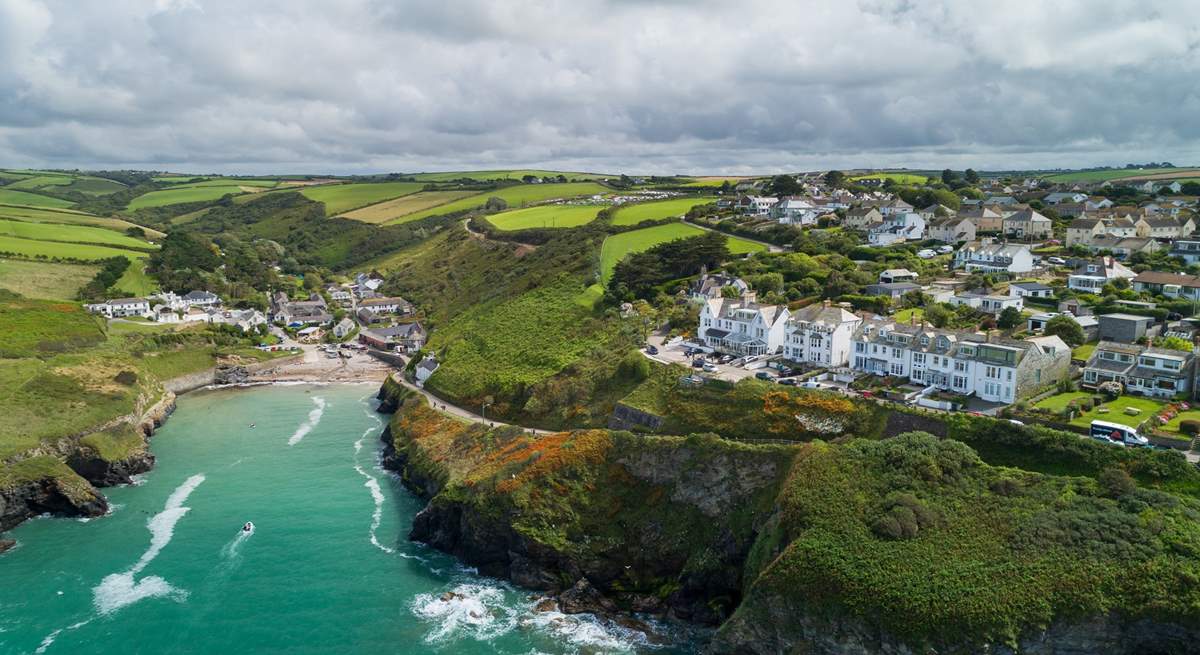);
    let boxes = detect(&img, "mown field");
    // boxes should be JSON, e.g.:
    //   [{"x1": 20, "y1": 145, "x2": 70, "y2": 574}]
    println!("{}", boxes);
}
[
  {"x1": 409, "y1": 169, "x2": 609, "y2": 182},
  {"x1": 128, "y1": 185, "x2": 252, "y2": 209},
  {"x1": 0, "y1": 219, "x2": 155, "y2": 250},
  {"x1": 168, "y1": 178, "x2": 280, "y2": 189},
  {"x1": 0, "y1": 259, "x2": 99, "y2": 300},
  {"x1": 849, "y1": 172, "x2": 929, "y2": 184},
  {"x1": 0, "y1": 189, "x2": 76, "y2": 209},
  {"x1": 0, "y1": 235, "x2": 151, "y2": 262},
  {"x1": 0, "y1": 205, "x2": 164, "y2": 238},
  {"x1": 1041, "y1": 168, "x2": 1200, "y2": 183},
  {"x1": 384, "y1": 182, "x2": 610, "y2": 225},
  {"x1": 300, "y1": 182, "x2": 424, "y2": 215},
  {"x1": 6, "y1": 173, "x2": 126, "y2": 195},
  {"x1": 610, "y1": 197, "x2": 712, "y2": 226},
  {"x1": 600, "y1": 222, "x2": 766, "y2": 282},
  {"x1": 680, "y1": 177, "x2": 751, "y2": 188},
  {"x1": 339, "y1": 190, "x2": 478, "y2": 224},
  {"x1": 485, "y1": 204, "x2": 603, "y2": 230}
]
